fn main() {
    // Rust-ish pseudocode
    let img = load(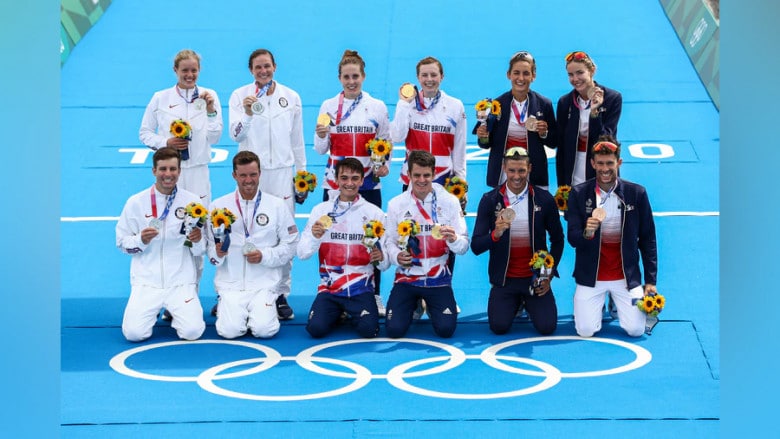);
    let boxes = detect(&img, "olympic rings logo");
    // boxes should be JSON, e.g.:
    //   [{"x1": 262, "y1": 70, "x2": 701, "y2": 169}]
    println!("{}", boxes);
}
[{"x1": 109, "y1": 336, "x2": 651, "y2": 401}]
